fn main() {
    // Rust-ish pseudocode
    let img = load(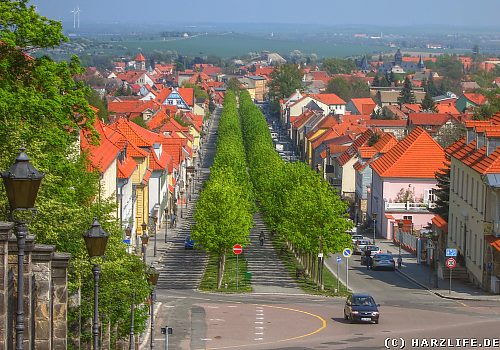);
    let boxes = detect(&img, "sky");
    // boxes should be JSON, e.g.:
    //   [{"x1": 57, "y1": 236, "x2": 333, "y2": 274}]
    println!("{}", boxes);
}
[{"x1": 30, "y1": 0, "x2": 500, "y2": 28}]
